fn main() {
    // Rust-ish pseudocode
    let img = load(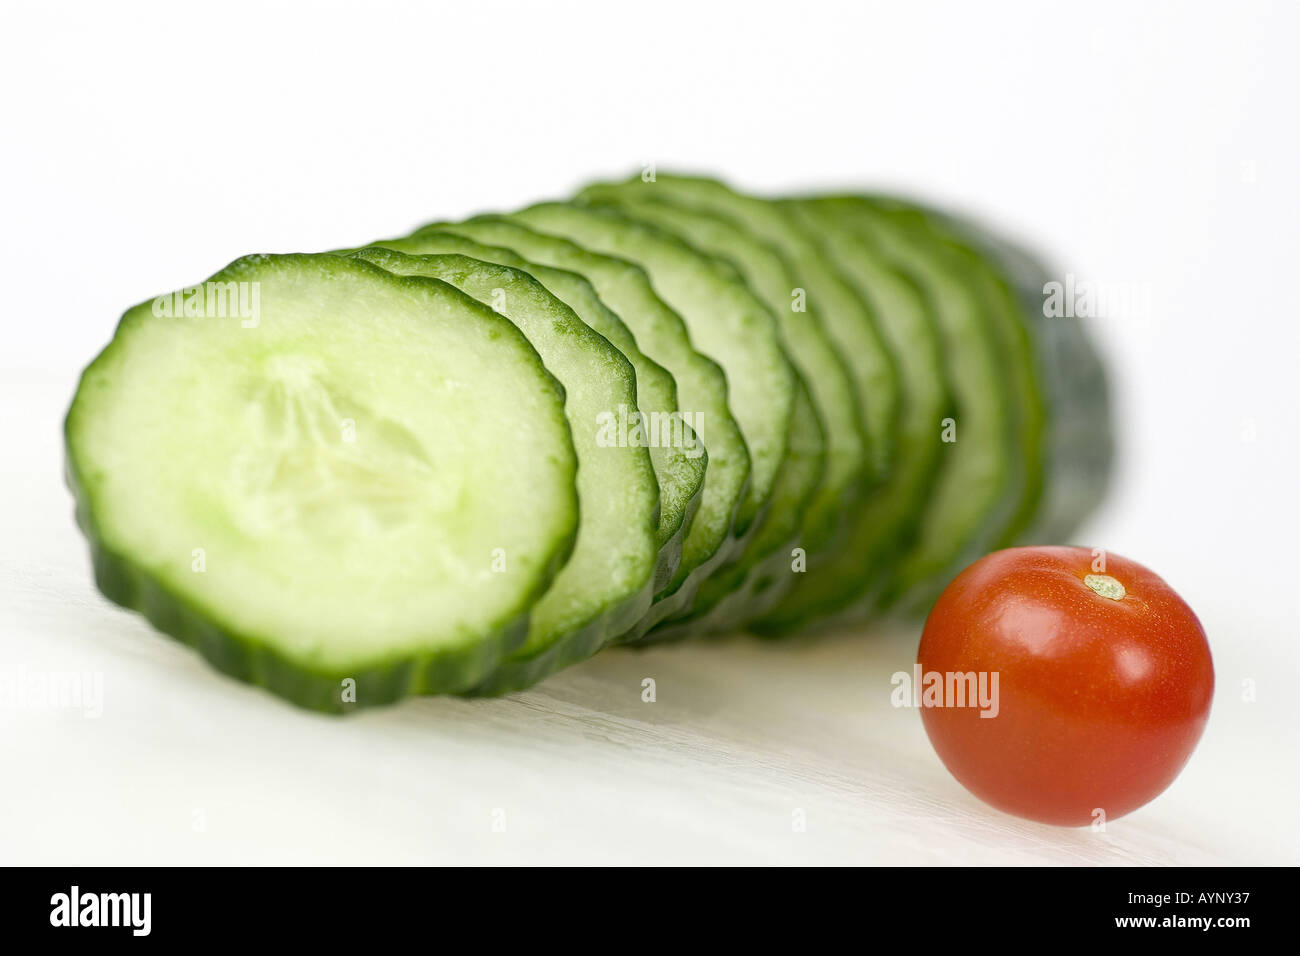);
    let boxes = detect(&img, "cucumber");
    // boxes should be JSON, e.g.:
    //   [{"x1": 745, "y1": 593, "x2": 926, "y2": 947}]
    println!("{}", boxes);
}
[
  {"x1": 571, "y1": 190, "x2": 854, "y2": 629},
  {"x1": 579, "y1": 174, "x2": 899, "y2": 479},
  {"x1": 649, "y1": 375, "x2": 825, "y2": 640},
  {"x1": 506, "y1": 203, "x2": 797, "y2": 543},
  {"x1": 752, "y1": 199, "x2": 953, "y2": 632},
  {"x1": 943, "y1": 221, "x2": 1114, "y2": 543},
  {"x1": 66, "y1": 253, "x2": 579, "y2": 712},
  {"x1": 347, "y1": 247, "x2": 659, "y2": 693},
  {"x1": 363, "y1": 229, "x2": 705, "y2": 594},
  {"x1": 821, "y1": 197, "x2": 1024, "y2": 615},
  {"x1": 417, "y1": 215, "x2": 751, "y2": 636},
  {"x1": 68, "y1": 177, "x2": 1116, "y2": 712},
  {"x1": 855, "y1": 198, "x2": 1049, "y2": 561},
  {"x1": 575, "y1": 175, "x2": 905, "y2": 630},
  {"x1": 934, "y1": 225, "x2": 1047, "y2": 549}
]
